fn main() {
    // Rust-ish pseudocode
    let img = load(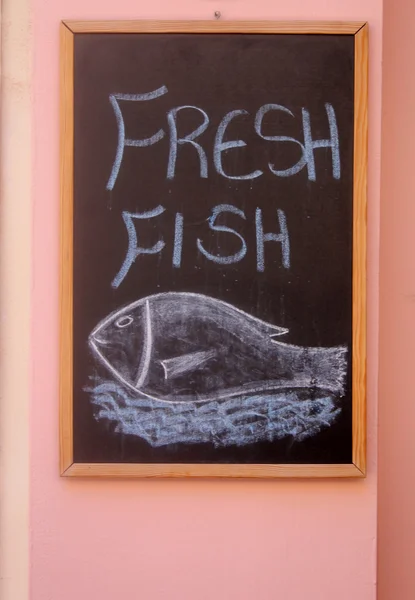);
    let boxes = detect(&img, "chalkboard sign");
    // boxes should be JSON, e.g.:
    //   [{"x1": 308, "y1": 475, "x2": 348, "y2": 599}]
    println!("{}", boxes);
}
[{"x1": 60, "y1": 20, "x2": 367, "y2": 478}]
